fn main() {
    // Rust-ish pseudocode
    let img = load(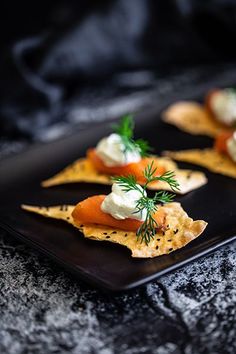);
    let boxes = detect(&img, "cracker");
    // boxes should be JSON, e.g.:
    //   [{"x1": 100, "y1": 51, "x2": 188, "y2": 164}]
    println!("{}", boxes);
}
[
  {"x1": 42, "y1": 158, "x2": 111, "y2": 187},
  {"x1": 41, "y1": 157, "x2": 207, "y2": 195},
  {"x1": 165, "y1": 148, "x2": 236, "y2": 179},
  {"x1": 21, "y1": 203, "x2": 207, "y2": 258},
  {"x1": 162, "y1": 101, "x2": 228, "y2": 138}
]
